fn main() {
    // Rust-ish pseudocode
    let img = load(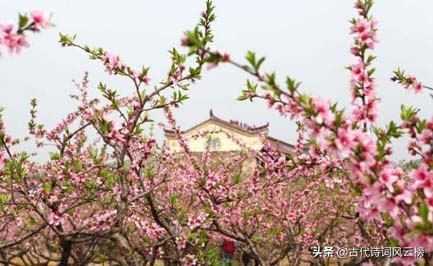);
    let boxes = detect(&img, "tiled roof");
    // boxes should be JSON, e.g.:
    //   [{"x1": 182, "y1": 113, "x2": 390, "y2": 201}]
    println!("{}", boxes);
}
[
  {"x1": 164, "y1": 109, "x2": 294, "y2": 153},
  {"x1": 164, "y1": 109, "x2": 269, "y2": 136}
]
